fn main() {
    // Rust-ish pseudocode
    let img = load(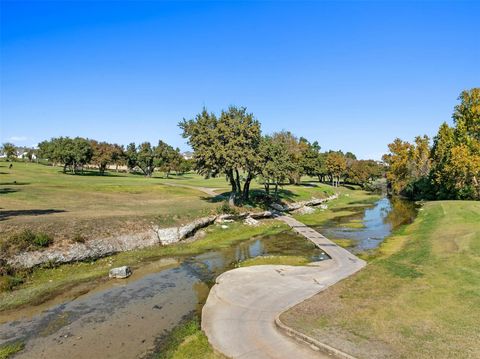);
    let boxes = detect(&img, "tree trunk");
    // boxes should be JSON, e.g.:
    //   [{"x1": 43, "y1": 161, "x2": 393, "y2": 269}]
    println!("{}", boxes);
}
[
  {"x1": 264, "y1": 182, "x2": 270, "y2": 195},
  {"x1": 235, "y1": 169, "x2": 241, "y2": 197},
  {"x1": 243, "y1": 173, "x2": 253, "y2": 201},
  {"x1": 227, "y1": 169, "x2": 237, "y2": 206}
]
